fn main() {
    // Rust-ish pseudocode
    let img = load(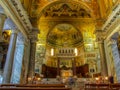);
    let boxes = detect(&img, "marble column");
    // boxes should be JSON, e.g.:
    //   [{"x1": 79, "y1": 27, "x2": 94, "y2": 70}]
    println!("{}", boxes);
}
[
  {"x1": 57, "y1": 58, "x2": 60, "y2": 76},
  {"x1": 0, "y1": 11, "x2": 6, "y2": 70},
  {"x1": 2, "y1": 29, "x2": 18, "y2": 83},
  {"x1": 0, "y1": 13, "x2": 6, "y2": 41},
  {"x1": 25, "y1": 39, "x2": 30, "y2": 83},
  {"x1": 20, "y1": 39, "x2": 30, "y2": 84},
  {"x1": 98, "y1": 39, "x2": 108, "y2": 76},
  {"x1": 28, "y1": 40, "x2": 36, "y2": 78},
  {"x1": 0, "y1": 46, "x2": 3, "y2": 70}
]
